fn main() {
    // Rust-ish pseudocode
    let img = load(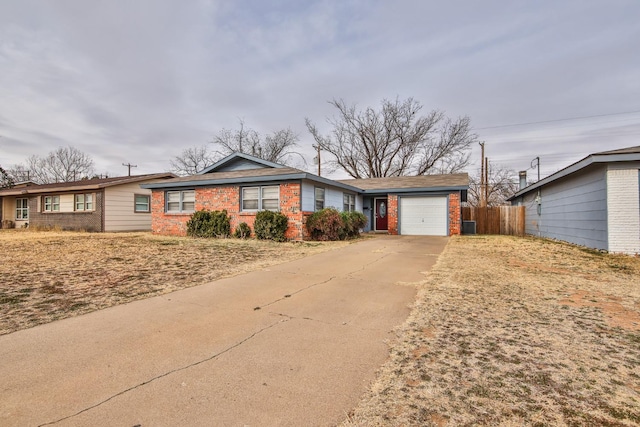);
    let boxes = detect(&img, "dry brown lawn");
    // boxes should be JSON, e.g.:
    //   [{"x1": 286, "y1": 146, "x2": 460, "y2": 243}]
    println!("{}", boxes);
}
[
  {"x1": 0, "y1": 229, "x2": 346, "y2": 335},
  {"x1": 345, "y1": 235, "x2": 640, "y2": 427}
]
